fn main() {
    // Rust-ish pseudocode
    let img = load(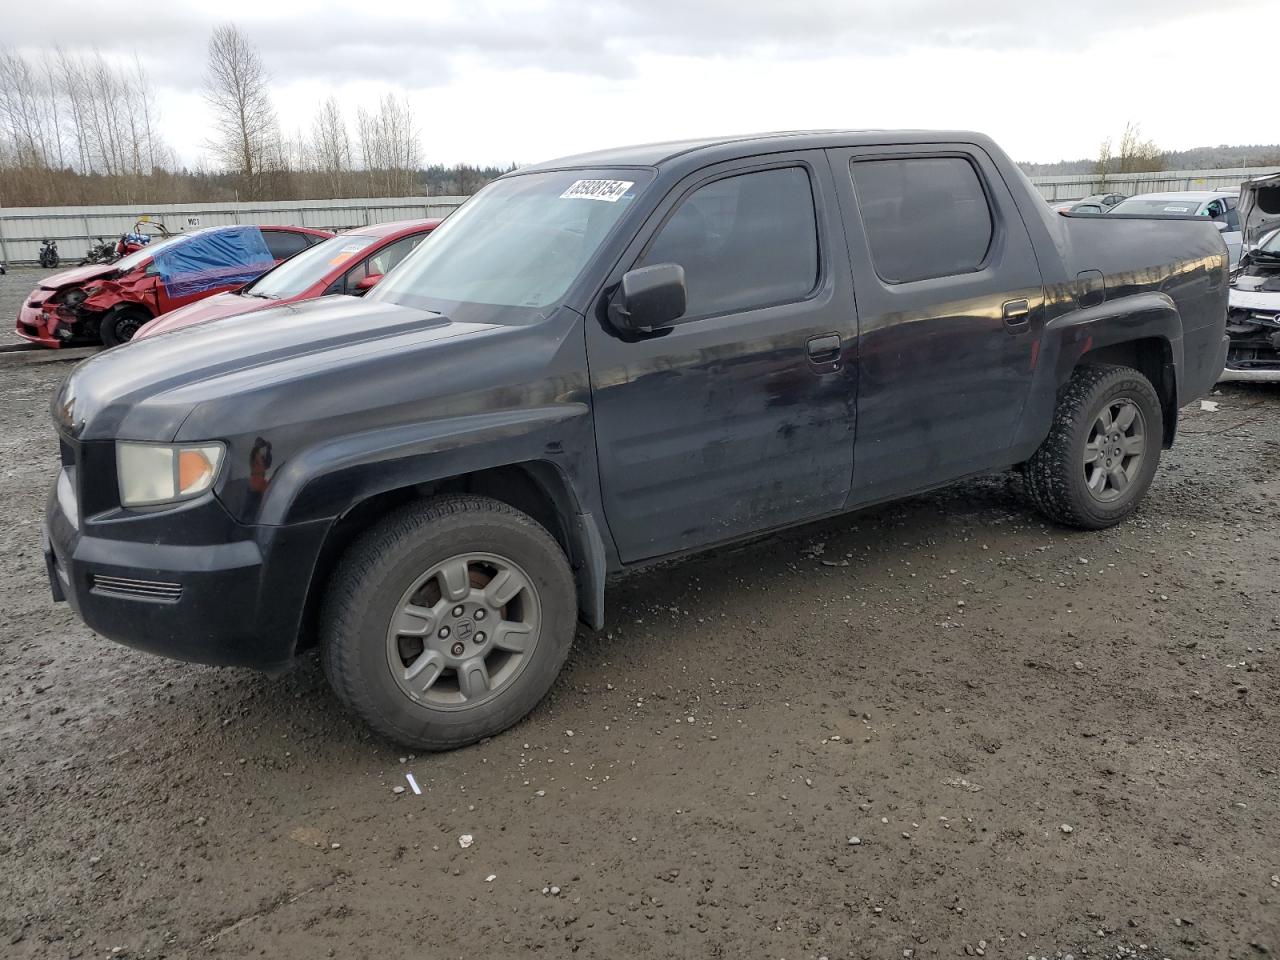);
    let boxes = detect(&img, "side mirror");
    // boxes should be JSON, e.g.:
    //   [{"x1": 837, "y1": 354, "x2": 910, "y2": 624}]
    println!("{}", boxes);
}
[
  {"x1": 609, "y1": 263, "x2": 687, "y2": 331},
  {"x1": 1213, "y1": 221, "x2": 1230, "y2": 233},
  {"x1": 354, "y1": 273, "x2": 383, "y2": 294}
]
